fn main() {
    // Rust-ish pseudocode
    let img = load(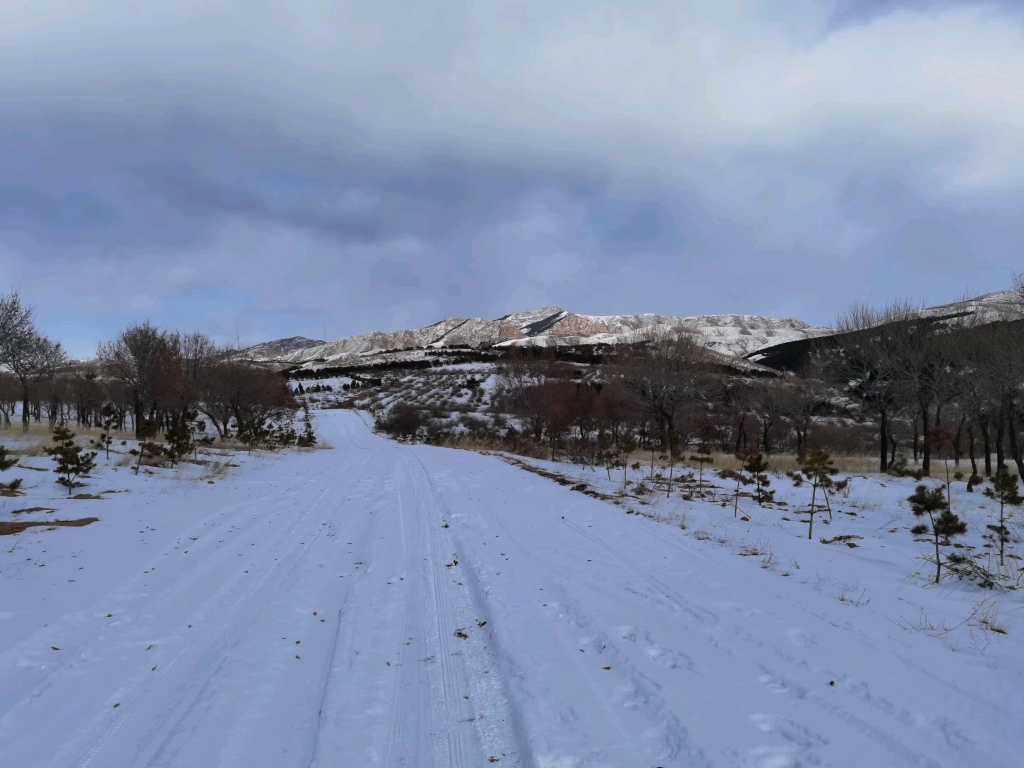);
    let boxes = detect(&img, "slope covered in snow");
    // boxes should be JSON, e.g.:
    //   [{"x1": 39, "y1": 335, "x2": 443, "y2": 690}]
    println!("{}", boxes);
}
[
  {"x1": 2, "y1": 410, "x2": 1021, "y2": 767},
  {"x1": 241, "y1": 307, "x2": 830, "y2": 365}
]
